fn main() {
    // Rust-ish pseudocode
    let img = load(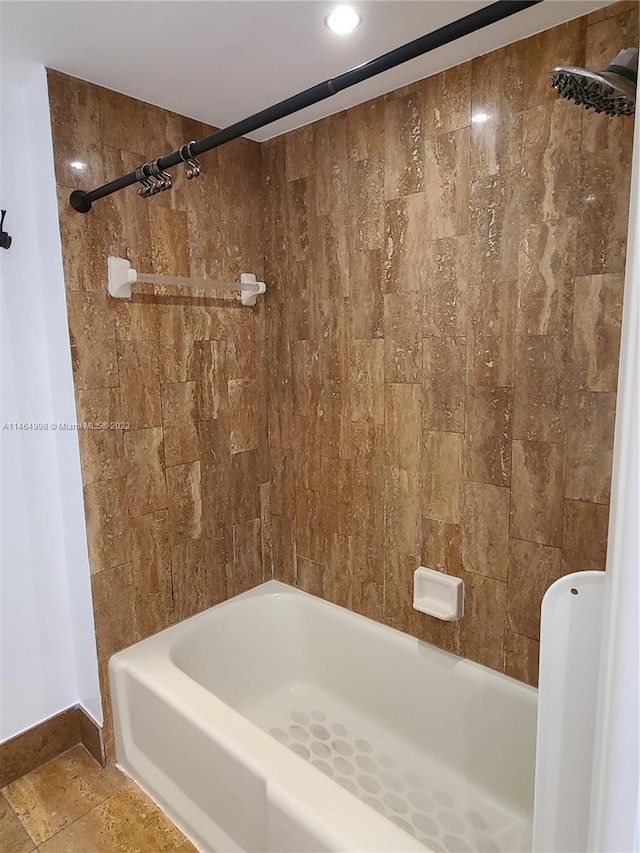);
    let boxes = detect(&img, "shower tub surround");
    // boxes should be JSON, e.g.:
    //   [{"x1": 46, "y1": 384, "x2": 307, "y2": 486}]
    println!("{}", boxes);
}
[{"x1": 111, "y1": 582, "x2": 536, "y2": 853}]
